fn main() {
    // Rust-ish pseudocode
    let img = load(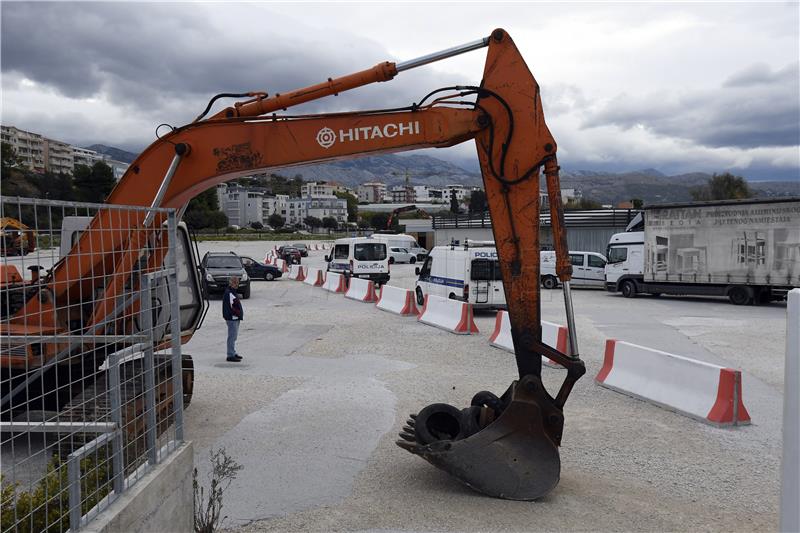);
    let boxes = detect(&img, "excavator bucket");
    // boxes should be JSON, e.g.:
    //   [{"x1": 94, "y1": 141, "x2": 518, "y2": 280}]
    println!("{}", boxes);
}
[{"x1": 396, "y1": 374, "x2": 565, "y2": 500}]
